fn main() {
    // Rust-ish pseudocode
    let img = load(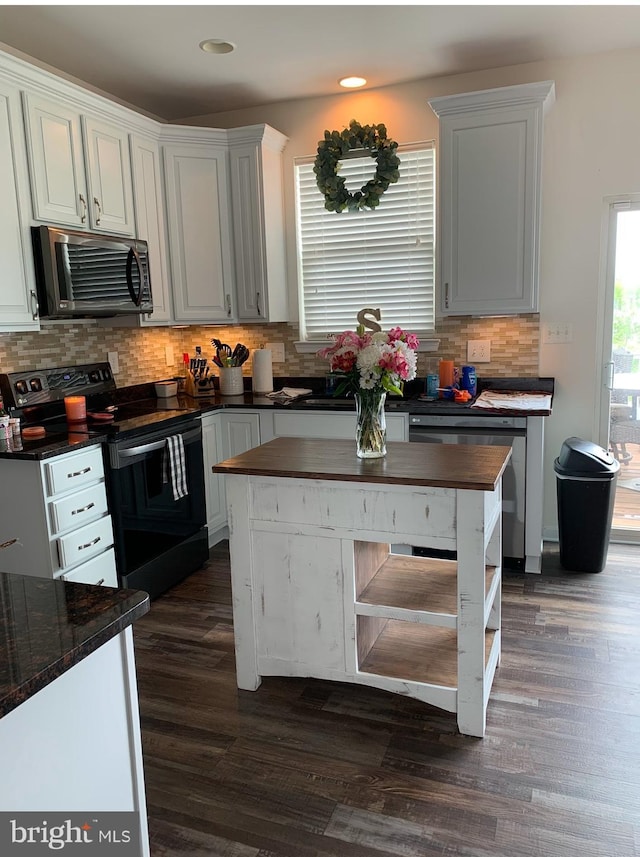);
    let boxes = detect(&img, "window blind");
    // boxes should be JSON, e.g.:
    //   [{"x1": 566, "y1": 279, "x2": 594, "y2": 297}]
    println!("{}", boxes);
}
[{"x1": 295, "y1": 143, "x2": 435, "y2": 340}]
